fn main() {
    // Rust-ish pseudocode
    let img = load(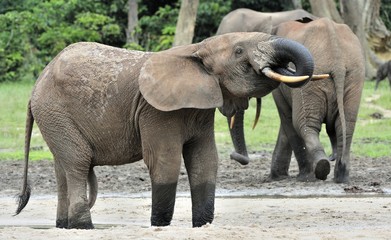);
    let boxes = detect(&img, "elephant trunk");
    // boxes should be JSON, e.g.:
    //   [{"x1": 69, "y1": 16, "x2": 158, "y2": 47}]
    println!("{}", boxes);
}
[
  {"x1": 227, "y1": 110, "x2": 250, "y2": 165},
  {"x1": 268, "y1": 37, "x2": 314, "y2": 88}
]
